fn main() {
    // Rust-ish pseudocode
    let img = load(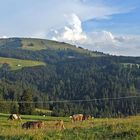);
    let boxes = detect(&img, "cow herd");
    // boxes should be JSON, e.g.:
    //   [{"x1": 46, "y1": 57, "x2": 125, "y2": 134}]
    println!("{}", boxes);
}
[{"x1": 8, "y1": 113, "x2": 93, "y2": 130}]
